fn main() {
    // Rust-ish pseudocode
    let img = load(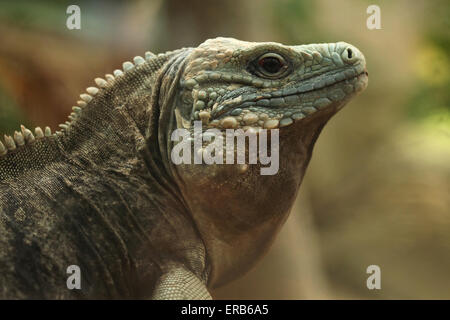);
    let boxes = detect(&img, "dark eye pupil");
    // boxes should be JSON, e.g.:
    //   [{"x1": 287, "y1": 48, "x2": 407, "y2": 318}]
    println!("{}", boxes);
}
[{"x1": 259, "y1": 57, "x2": 282, "y2": 74}]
